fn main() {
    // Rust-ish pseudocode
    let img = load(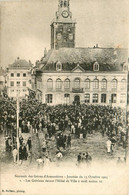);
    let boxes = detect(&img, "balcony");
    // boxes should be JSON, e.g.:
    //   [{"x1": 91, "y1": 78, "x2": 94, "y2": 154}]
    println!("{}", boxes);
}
[{"x1": 72, "y1": 88, "x2": 84, "y2": 93}]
